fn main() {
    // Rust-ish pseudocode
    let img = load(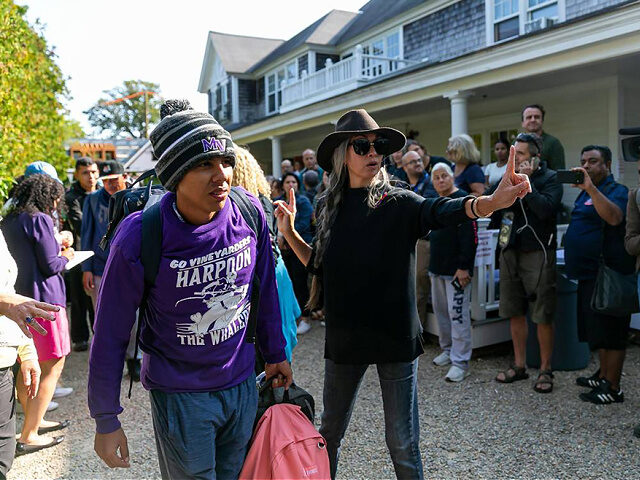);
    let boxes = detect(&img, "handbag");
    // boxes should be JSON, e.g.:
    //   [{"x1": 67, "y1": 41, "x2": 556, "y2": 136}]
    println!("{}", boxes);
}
[
  {"x1": 590, "y1": 187, "x2": 639, "y2": 316},
  {"x1": 590, "y1": 261, "x2": 639, "y2": 316}
]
